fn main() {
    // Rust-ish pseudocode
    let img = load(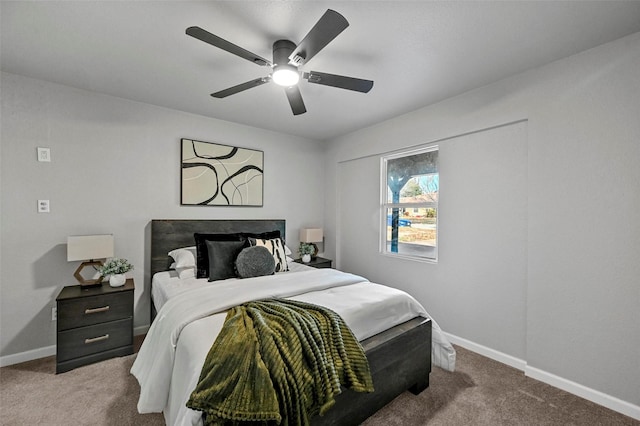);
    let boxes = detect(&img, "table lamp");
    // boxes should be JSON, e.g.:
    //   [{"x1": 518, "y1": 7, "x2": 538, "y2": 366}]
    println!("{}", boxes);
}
[
  {"x1": 299, "y1": 228, "x2": 323, "y2": 258},
  {"x1": 67, "y1": 234, "x2": 114, "y2": 287}
]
